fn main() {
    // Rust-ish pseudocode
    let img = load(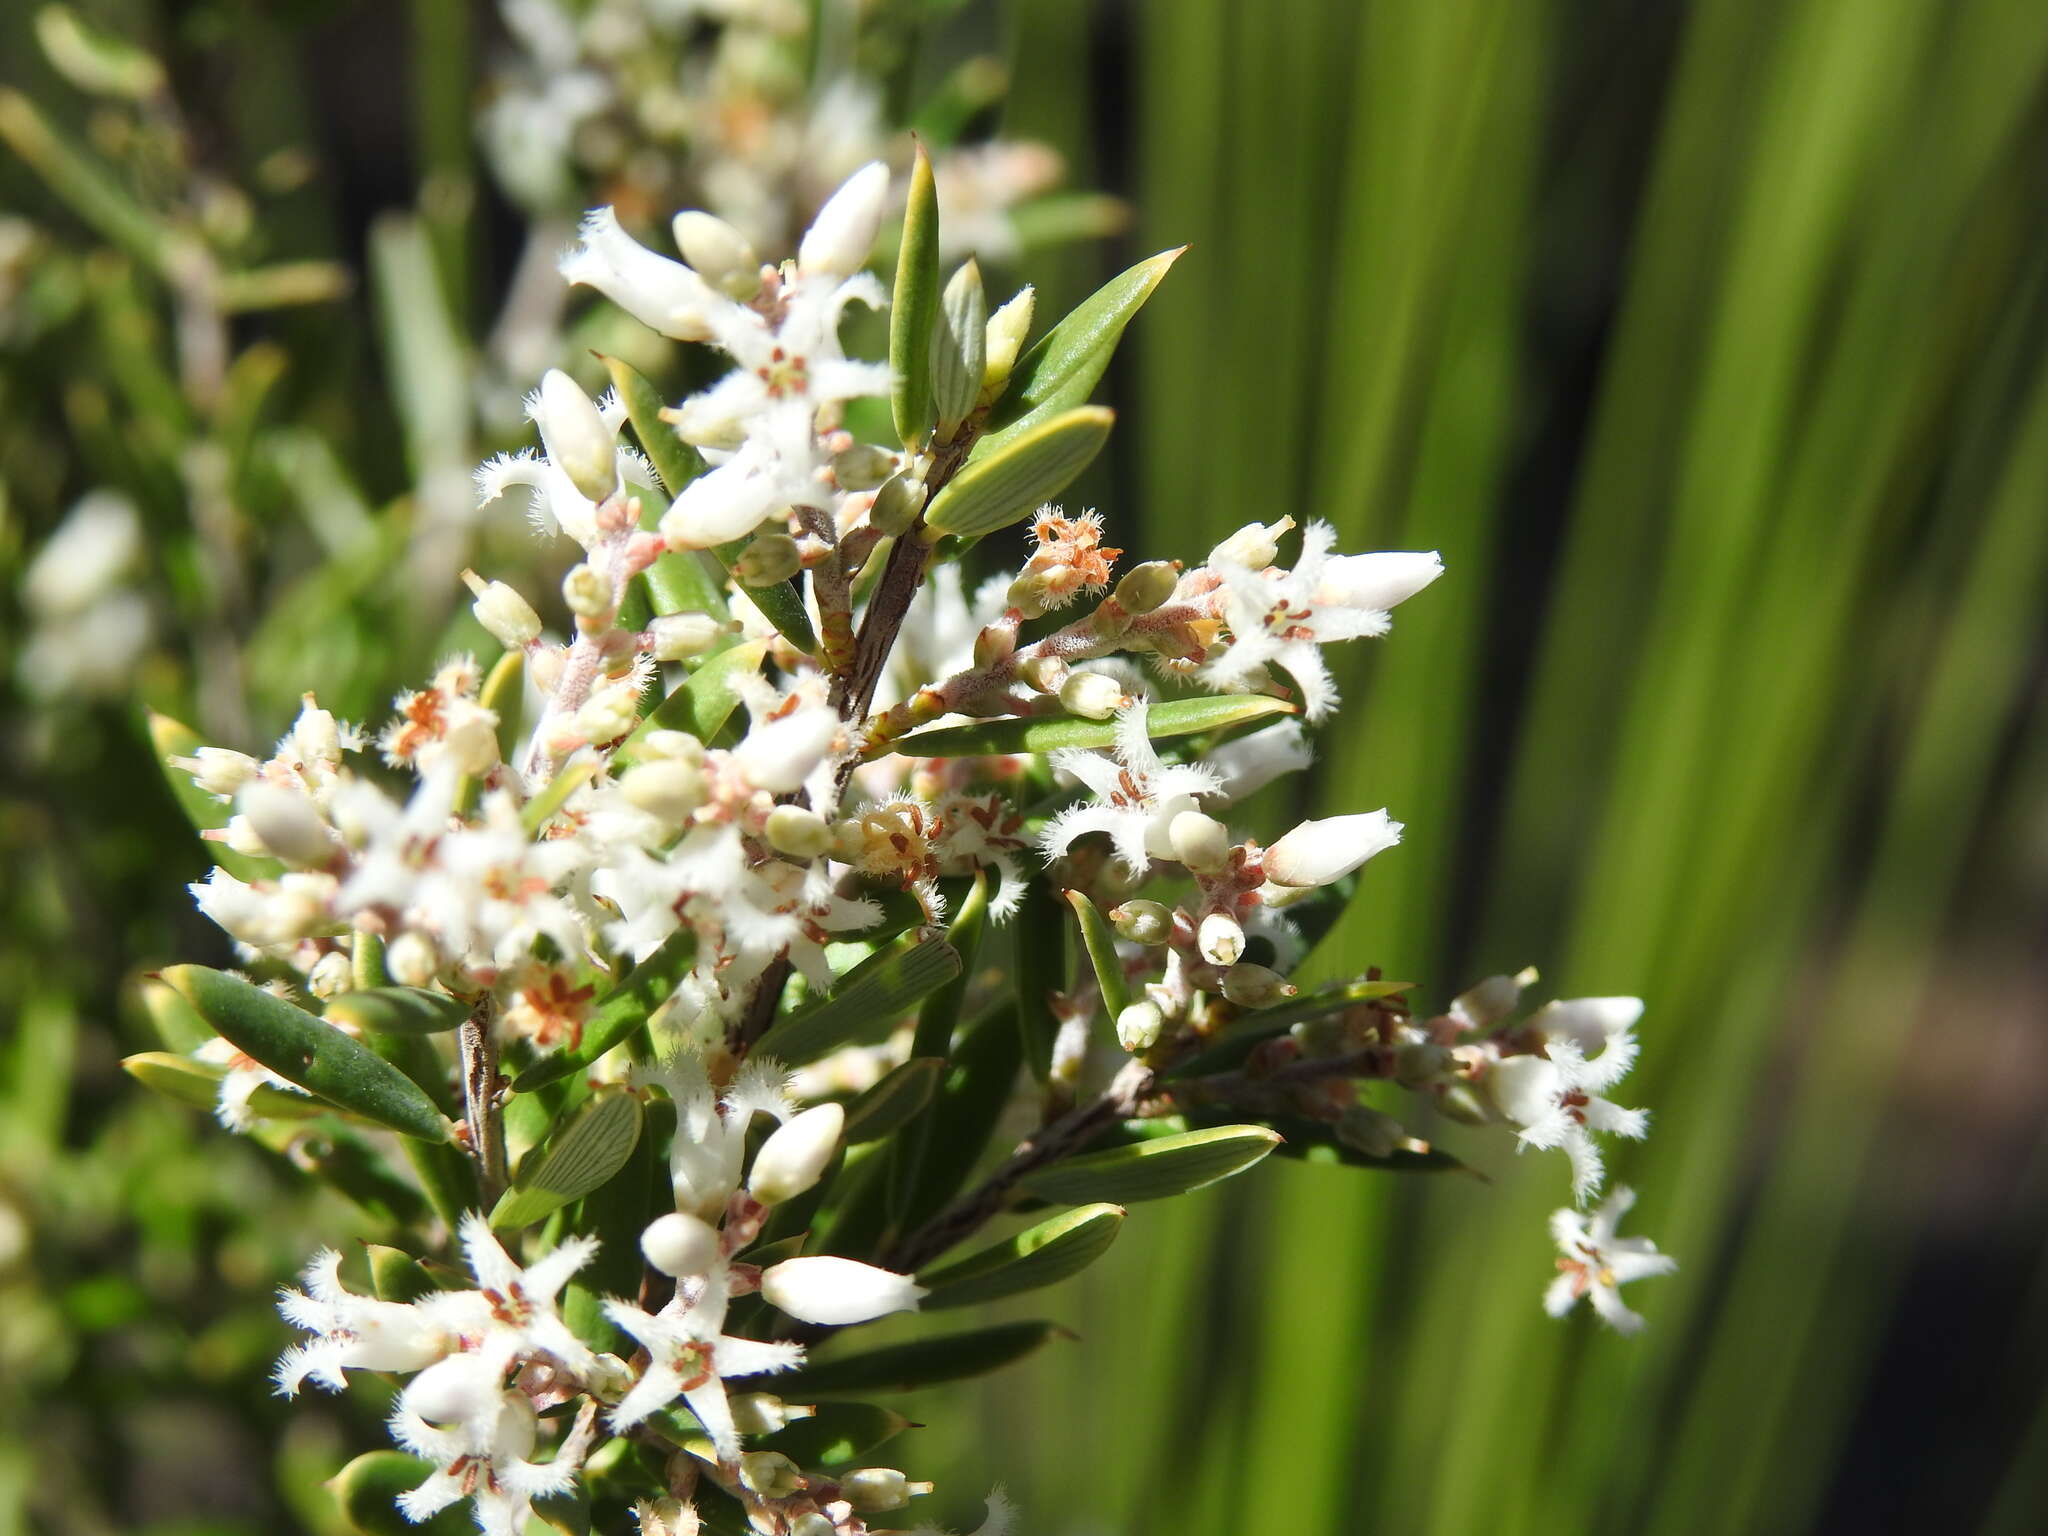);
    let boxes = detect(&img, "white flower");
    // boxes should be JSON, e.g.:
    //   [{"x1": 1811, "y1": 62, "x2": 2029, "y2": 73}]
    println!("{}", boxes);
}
[
  {"x1": 390, "y1": 1372, "x2": 592, "y2": 1536},
  {"x1": 1041, "y1": 701, "x2": 1221, "y2": 874},
  {"x1": 748, "y1": 1102, "x2": 844, "y2": 1204},
  {"x1": 272, "y1": 1249, "x2": 453, "y2": 1394},
  {"x1": 421, "y1": 1213, "x2": 601, "y2": 1376},
  {"x1": 1263, "y1": 810, "x2": 1403, "y2": 889},
  {"x1": 759, "y1": 1255, "x2": 926, "y2": 1326},
  {"x1": 603, "y1": 1288, "x2": 804, "y2": 1455},
  {"x1": 1203, "y1": 719, "x2": 1311, "y2": 803},
  {"x1": 1531, "y1": 995, "x2": 1645, "y2": 1056},
  {"x1": 1489, "y1": 1033, "x2": 1649, "y2": 1203},
  {"x1": 560, "y1": 206, "x2": 720, "y2": 341},
  {"x1": 1544, "y1": 1186, "x2": 1677, "y2": 1334},
  {"x1": 796, "y1": 159, "x2": 890, "y2": 277}
]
